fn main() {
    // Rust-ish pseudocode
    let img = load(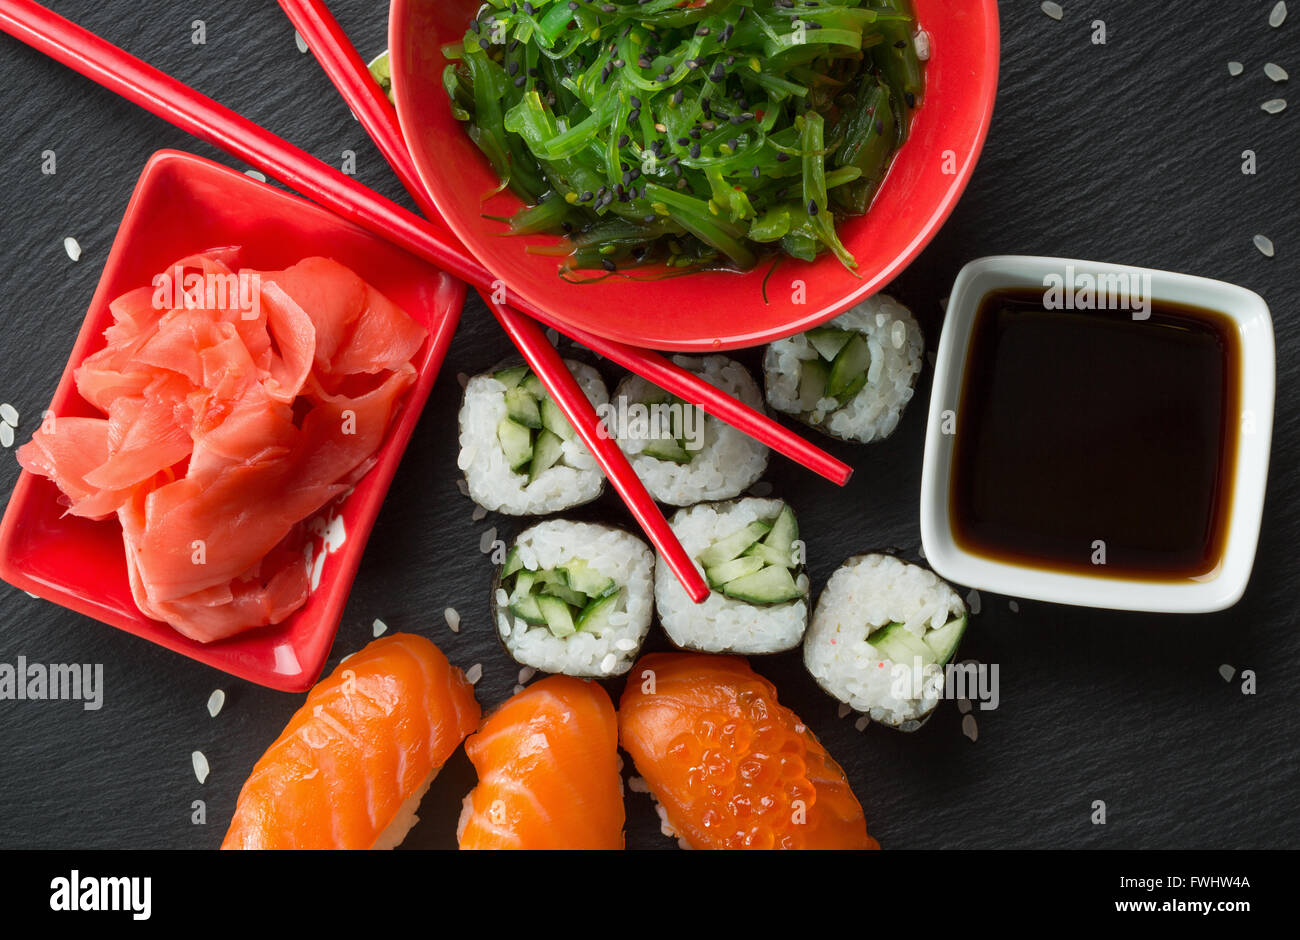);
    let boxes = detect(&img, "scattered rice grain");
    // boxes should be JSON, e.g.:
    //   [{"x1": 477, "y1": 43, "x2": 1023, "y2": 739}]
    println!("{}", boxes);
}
[
  {"x1": 1009, "y1": 600, "x2": 1020, "y2": 613},
  {"x1": 206, "y1": 689, "x2": 225, "y2": 718},
  {"x1": 966, "y1": 588, "x2": 982, "y2": 615},
  {"x1": 628, "y1": 775, "x2": 650, "y2": 794},
  {"x1": 444, "y1": 607, "x2": 461, "y2": 633},
  {"x1": 518, "y1": 666, "x2": 536, "y2": 683},
  {"x1": 471, "y1": 505, "x2": 487, "y2": 522},
  {"x1": 63, "y1": 236, "x2": 81, "y2": 261},
  {"x1": 1041, "y1": 1, "x2": 1063, "y2": 21},
  {"x1": 1261, "y1": 98, "x2": 1287, "y2": 113},
  {"x1": 1270, "y1": 1, "x2": 1286, "y2": 28},
  {"x1": 295, "y1": 29, "x2": 309, "y2": 53},
  {"x1": 853, "y1": 715, "x2": 870, "y2": 732},
  {"x1": 1, "y1": 403, "x2": 20, "y2": 425},
  {"x1": 600, "y1": 653, "x2": 618, "y2": 674},
  {"x1": 962, "y1": 714, "x2": 979, "y2": 741},
  {"x1": 479, "y1": 526, "x2": 498, "y2": 553},
  {"x1": 465, "y1": 662, "x2": 483, "y2": 684},
  {"x1": 957, "y1": 697, "x2": 972, "y2": 715},
  {"x1": 457, "y1": 372, "x2": 470, "y2": 388},
  {"x1": 1264, "y1": 62, "x2": 1288, "y2": 81},
  {"x1": 1254, "y1": 234, "x2": 1276, "y2": 257},
  {"x1": 456, "y1": 479, "x2": 470, "y2": 497},
  {"x1": 192, "y1": 750, "x2": 210, "y2": 784},
  {"x1": 372, "y1": 618, "x2": 387, "y2": 637},
  {"x1": 837, "y1": 703, "x2": 852, "y2": 719},
  {"x1": 914, "y1": 30, "x2": 931, "y2": 61},
  {"x1": 244, "y1": 170, "x2": 267, "y2": 182},
  {"x1": 0, "y1": 425, "x2": 12, "y2": 448}
]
